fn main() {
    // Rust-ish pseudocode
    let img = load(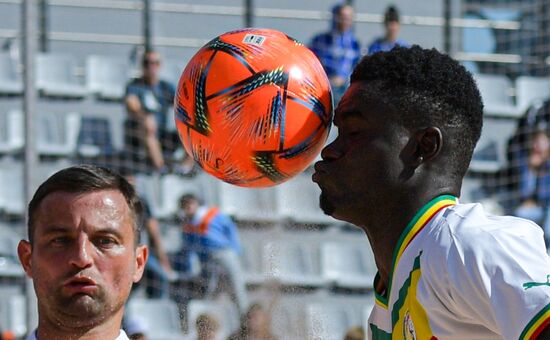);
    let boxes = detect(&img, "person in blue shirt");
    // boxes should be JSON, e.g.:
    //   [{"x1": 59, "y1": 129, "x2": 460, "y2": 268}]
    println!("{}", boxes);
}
[
  {"x1": 124, "y1": 50, "x2": 195, "y2": 176},
  {"x1": 310, "y1": 3, "x2": 361, "y2": 104},
  {"x1": 177, "y1": 193, "x2": 248, "y2": 314},
  {"x1": 514, "y1": 129, "x2": 550, "y2": 243},
  {"x1": 367, "y1": 6, "x2": 409, "y2": 55}
]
